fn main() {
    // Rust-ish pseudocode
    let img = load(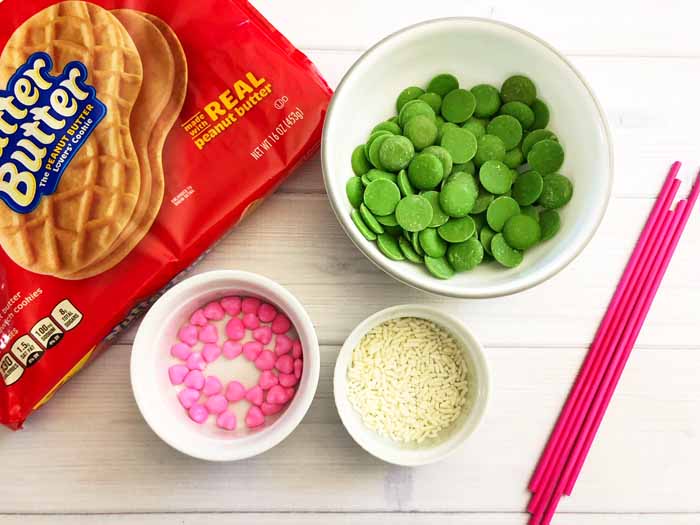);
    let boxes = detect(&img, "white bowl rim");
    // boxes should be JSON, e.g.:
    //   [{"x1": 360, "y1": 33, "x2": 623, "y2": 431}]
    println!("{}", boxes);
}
[
  {"x1": 333, "y1": 304, "x2": 490, "y2": 466},
  {"x1": 322, "y1": 16, "x2": 614, "y2": 299},
  {"x1": 130, "y1": 270, "x2": 320, "y2": 461}
]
